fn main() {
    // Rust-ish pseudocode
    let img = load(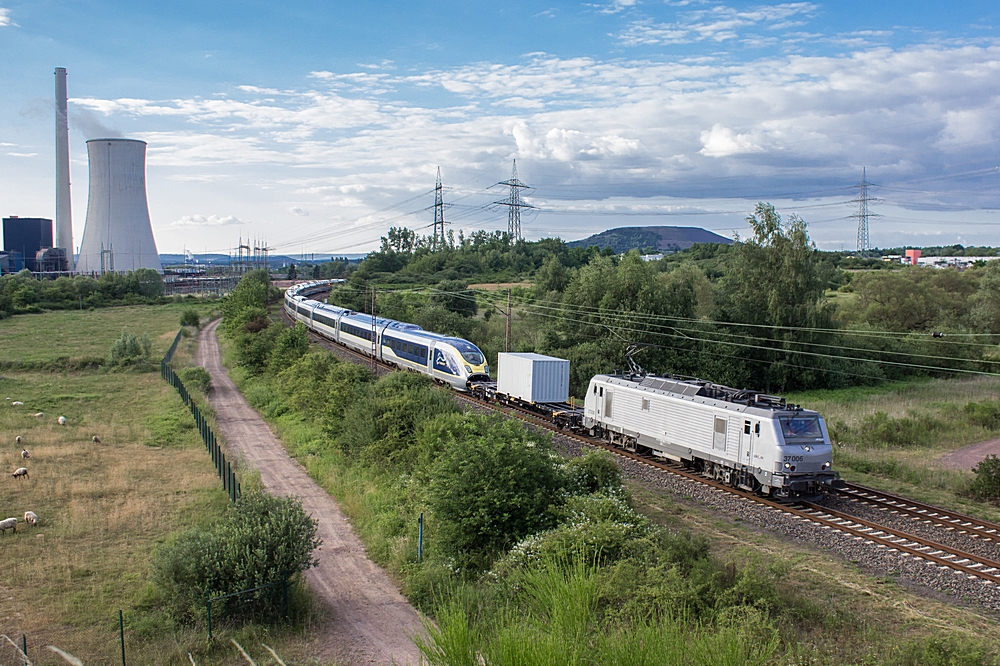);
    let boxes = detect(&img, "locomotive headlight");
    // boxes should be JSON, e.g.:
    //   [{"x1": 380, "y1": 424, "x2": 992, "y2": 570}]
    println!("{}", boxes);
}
[
  {"x1": 783, "y1": 462, "x2": 791, "y2": 469},
  {"x1": 804, "y1": 445, "x2": 812, "y2": 452},
  {"x1": 484, "y1": 365, "x2": 489, "y2": 373},
  {"x1": 465, "y1": 365, "x2": 472, "y2": 373}
]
